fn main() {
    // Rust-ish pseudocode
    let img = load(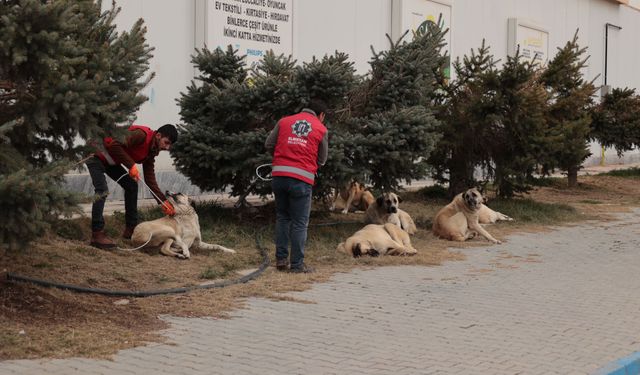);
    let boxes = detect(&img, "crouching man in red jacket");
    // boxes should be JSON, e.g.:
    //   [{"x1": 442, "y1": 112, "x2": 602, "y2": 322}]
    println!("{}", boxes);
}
[{"x1": 86, "y1": 124, "x2": 177, "y2": 249}]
